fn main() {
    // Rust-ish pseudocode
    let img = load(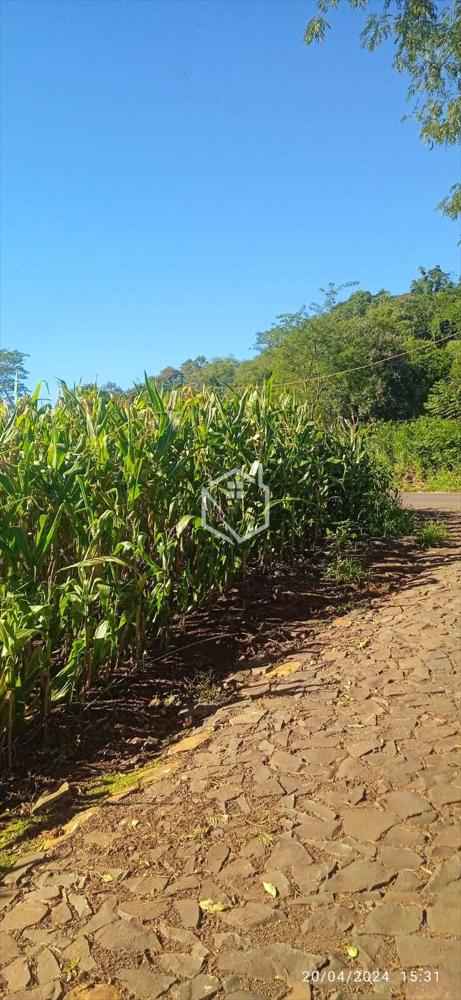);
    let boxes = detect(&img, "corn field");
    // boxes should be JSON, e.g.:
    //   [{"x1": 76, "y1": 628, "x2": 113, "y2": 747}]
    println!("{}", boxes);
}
[{"x1": 0, "y1": 381, "x2": 402, "y2": 766}]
